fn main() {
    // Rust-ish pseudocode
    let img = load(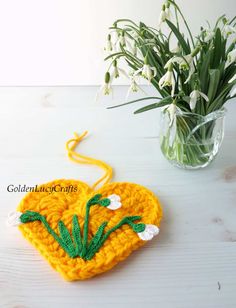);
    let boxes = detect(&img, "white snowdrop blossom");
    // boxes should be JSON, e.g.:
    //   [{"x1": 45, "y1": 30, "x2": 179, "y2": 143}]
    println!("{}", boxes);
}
[
  {"x1": 159, "y1": 64, "x2": 175, "y2": 97},
  {"x1": 134, "y1": 59, "x2": 157, "y2": 83},
  {"x1": 137, "y1": 224, "x2": 159, "y2": 241},
  {"x1": 222, "y1": 24, "x2": 236, "y2": 37},
  {"x1": 104, "y1": 34, "x2": 113, "y2": 53},
  {"x1": 189, "y1": 90, "x2": 209, "y2": 110},
  {"x1": 118, "y1": 30, "x2": 126, "y2": 47},
  {"x1": 165, "y1": 54, "x2": 195, "y2": 84},
  {"x1": 111, "y1": 60, "x2": 129, "y2": 79},
  {"x1": 204, "y1": 29, "x2": 215, "y2": 42},
  {"x1": 7, "y1": 211, "x2": 23, "y2": 226},
  {"x1": 107, "y1": 194, "x2": 122, "y2": 210},
  {"x1": 226, "y1": 49, "x2": 236, "y2": 68},
  {"x1": 126, "y1": 75, "x2": 146, "y2": 100},
  {"x1": 96, "y1": 72, "x2": 113, "y2": 100},
  {"x1": 165, "y1": 2, "x2": 172, "y2": 20},
  {"x1": 158, "y1": 4, "x2": 168, "y2": 29}
]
